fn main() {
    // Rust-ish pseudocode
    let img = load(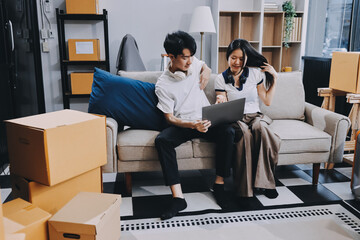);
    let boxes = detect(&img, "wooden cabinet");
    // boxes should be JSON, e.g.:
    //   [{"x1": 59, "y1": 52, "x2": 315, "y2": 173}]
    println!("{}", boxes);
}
[{"x1": 211, "y1": 0, "x2": 309, "y2": 73}]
